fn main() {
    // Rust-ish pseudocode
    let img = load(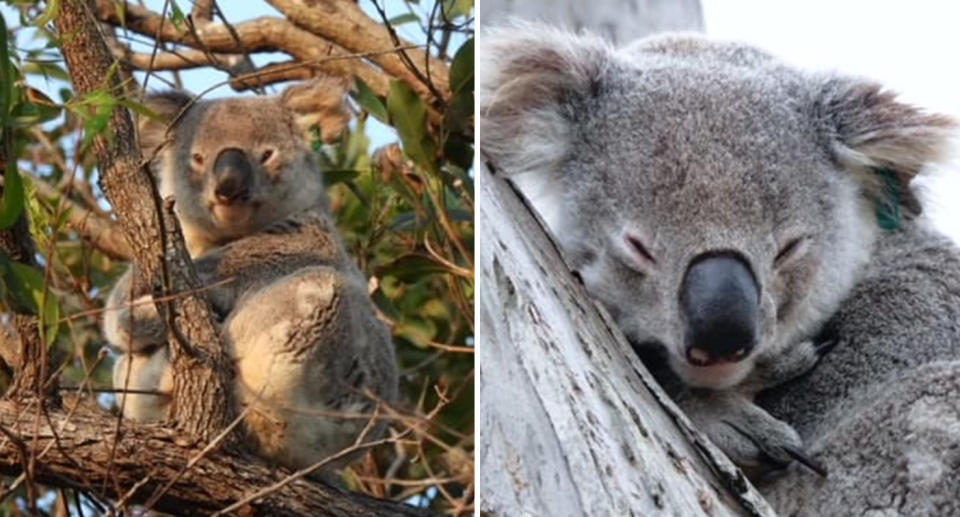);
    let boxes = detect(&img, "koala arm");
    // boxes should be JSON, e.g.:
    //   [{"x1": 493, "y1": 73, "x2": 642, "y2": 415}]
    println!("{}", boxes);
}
[
  {"x1": 191, "y1": 209, "x2": 347, "y2": 318},
  {"x1": 102, "y1": 265, "x2": 166, "y2": 354},
  {"x1": 646, "y1": 336, "x2": 834, "y2": 477}
]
